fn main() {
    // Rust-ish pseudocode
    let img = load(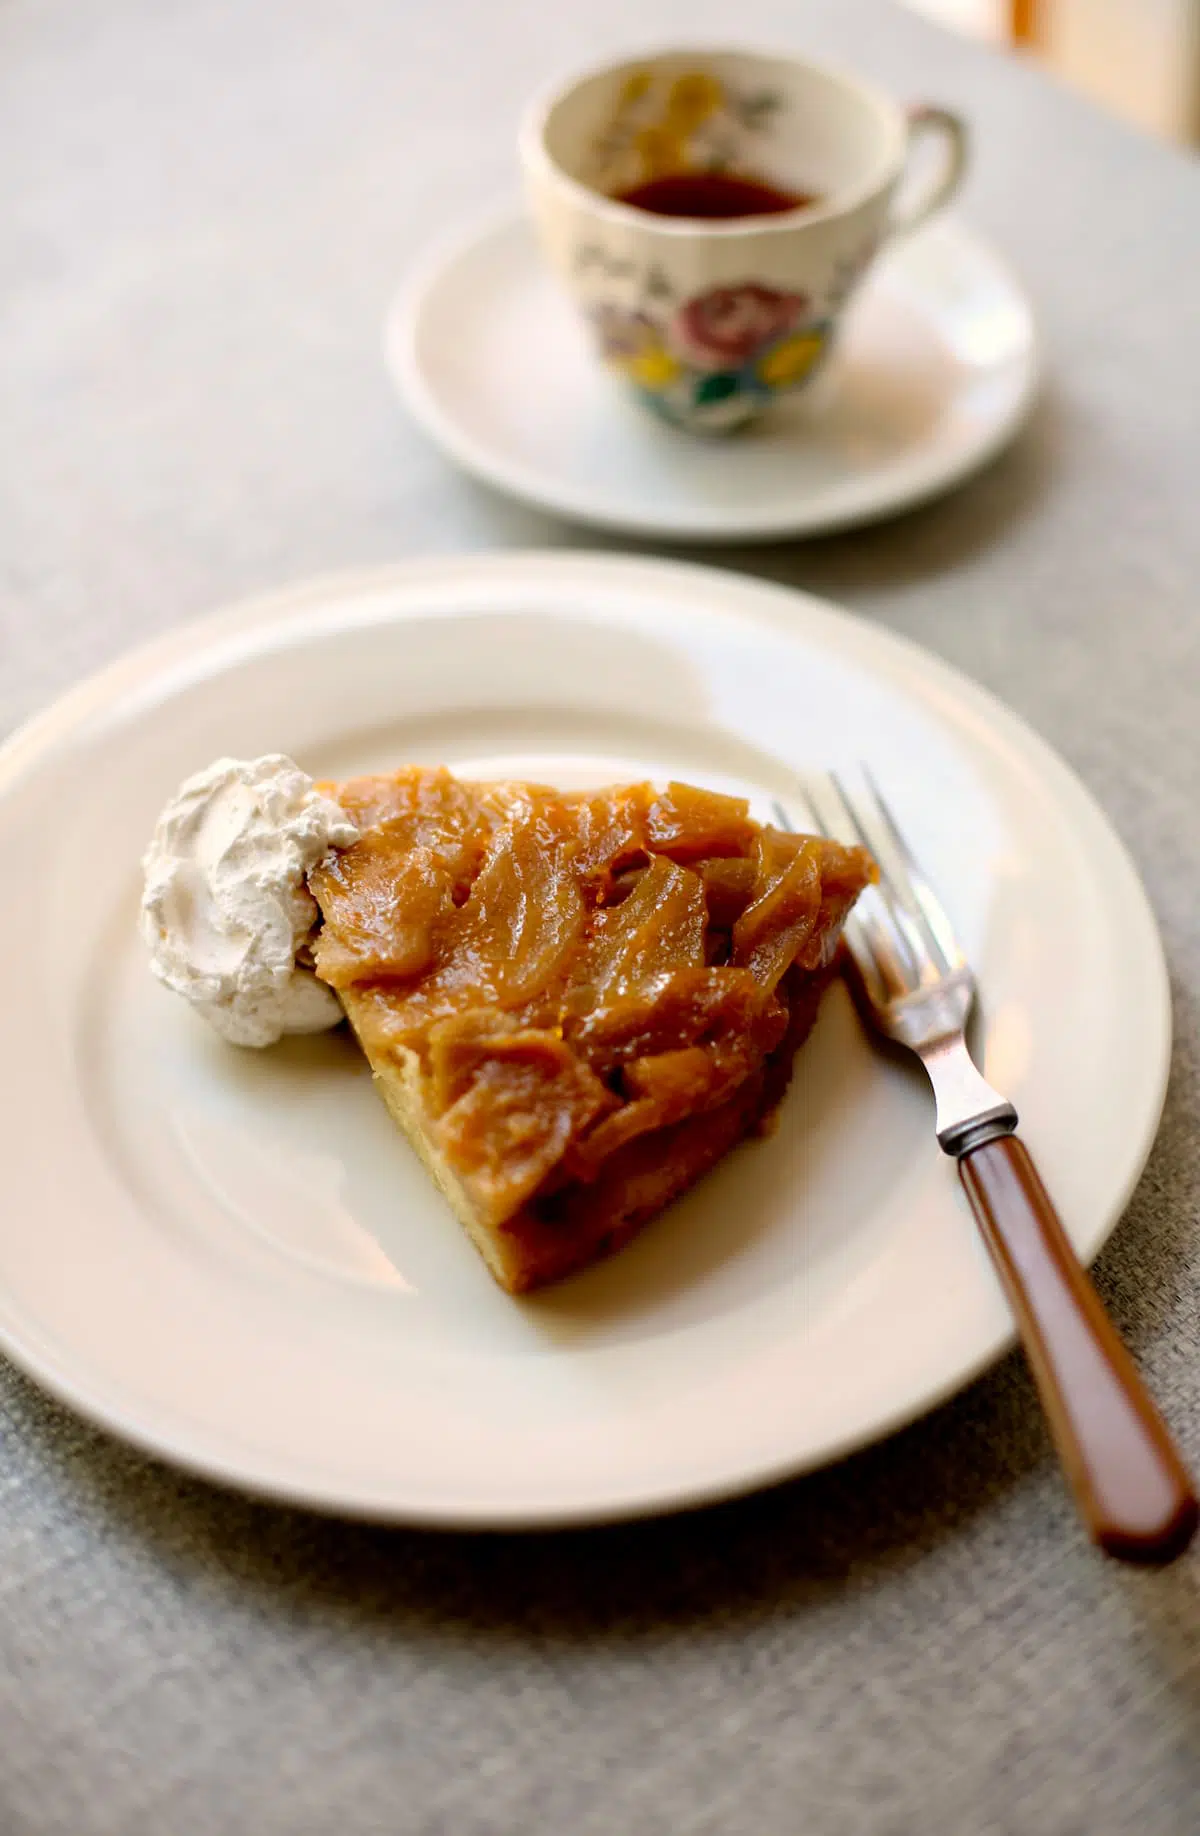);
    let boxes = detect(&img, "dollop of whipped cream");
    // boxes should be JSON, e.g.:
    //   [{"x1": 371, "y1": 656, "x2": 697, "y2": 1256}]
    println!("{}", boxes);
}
[{"x1": 140, "y1": 755, "x2": 359, "y2": 1047}]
